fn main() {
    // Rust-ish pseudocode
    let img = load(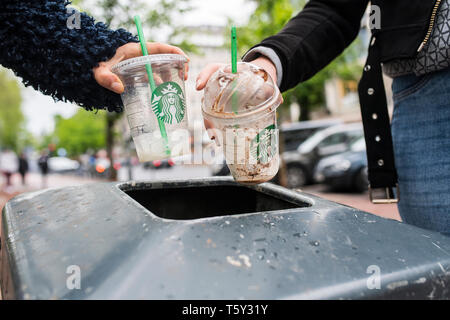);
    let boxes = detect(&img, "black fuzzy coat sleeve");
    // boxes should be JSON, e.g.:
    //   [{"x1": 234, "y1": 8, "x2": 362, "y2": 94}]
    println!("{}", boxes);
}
[
  {"x1": 246, "y1": 0, "x2": 368, "y2": 93},
  {"x1": 0, "y1": 0, "x2": 138, "y2": 112}
]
